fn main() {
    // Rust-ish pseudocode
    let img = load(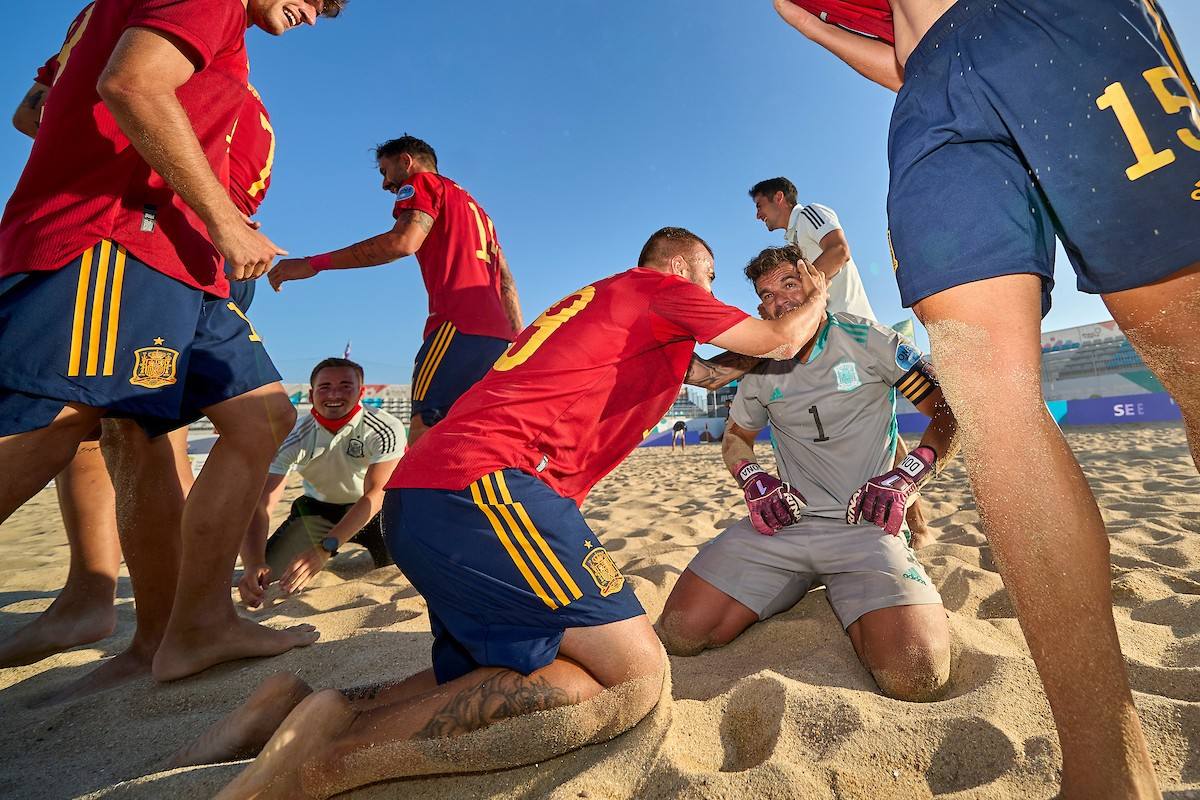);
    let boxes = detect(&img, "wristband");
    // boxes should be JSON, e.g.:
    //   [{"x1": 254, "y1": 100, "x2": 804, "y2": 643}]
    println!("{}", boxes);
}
[
  {"x1": 734, "y1": 460, "x2": 767, "y2": 488},
  {"x1": 898, "y1": 445, "x2": 938, "y2": 484},
  {"x1": 308, "y1": 252, "x2": 335, "y2": 272}
]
